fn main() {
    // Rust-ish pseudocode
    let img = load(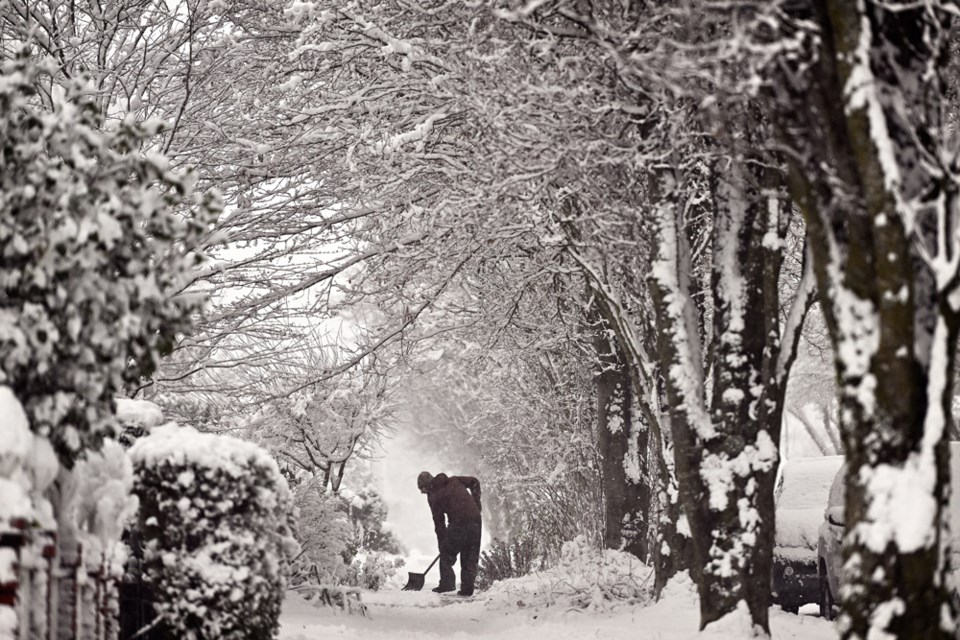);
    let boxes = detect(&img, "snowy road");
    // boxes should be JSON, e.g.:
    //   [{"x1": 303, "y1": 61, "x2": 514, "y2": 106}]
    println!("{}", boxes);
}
[{"x1": 278, "y1": 588, "x2": 837, "y2": 640}]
